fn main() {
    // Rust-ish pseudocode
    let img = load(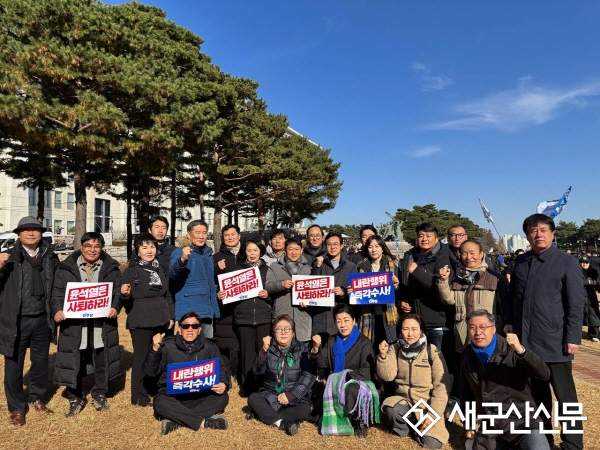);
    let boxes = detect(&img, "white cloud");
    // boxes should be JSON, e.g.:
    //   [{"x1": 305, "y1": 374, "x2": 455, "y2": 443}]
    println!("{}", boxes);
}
[
  {"x1": 409, "y1": 145, "x2": 442, "y2": 158},
  {"x1": 427, "y1": 80, "x2": 600, "y2": 131},
  {"x1": 411, "y1": 62, "x2": 454, "y2": 92}
]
